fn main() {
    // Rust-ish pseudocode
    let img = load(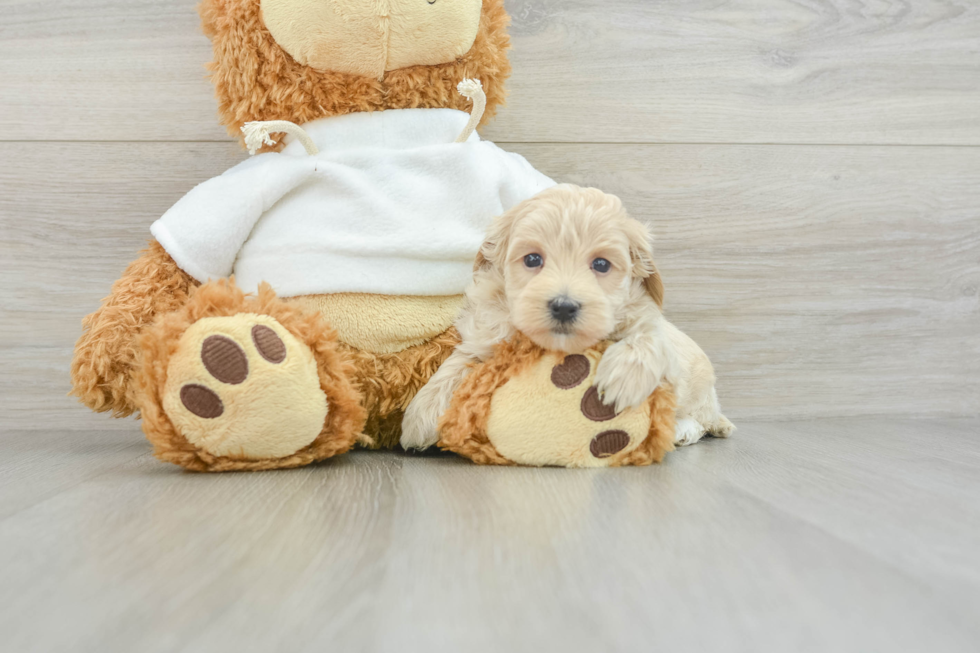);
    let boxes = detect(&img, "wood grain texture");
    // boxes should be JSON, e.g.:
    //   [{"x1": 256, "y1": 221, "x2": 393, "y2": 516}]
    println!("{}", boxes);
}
[
  {"x1": 3, "y1": 2, "x2": 979, "y2": 650},
  {"x1": 2, "y1": 141, "x2": 977, "y2": 430},
  {"x1": 2, "y1": 0, "x2": 979, "y2": 144},
  {"x1": 1, "y1": 419, "x2": 978, "y2": 652}
]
